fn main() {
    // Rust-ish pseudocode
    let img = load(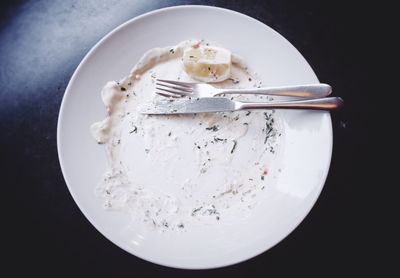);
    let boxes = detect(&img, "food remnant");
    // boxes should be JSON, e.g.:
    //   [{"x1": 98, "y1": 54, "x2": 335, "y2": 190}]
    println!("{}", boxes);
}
[
  {"x1": 90, "y1": 39, "x2": 283, "y2": 232},
  {"x1": 183, "y1": 44, "x2": 231, "y2": 82}
]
